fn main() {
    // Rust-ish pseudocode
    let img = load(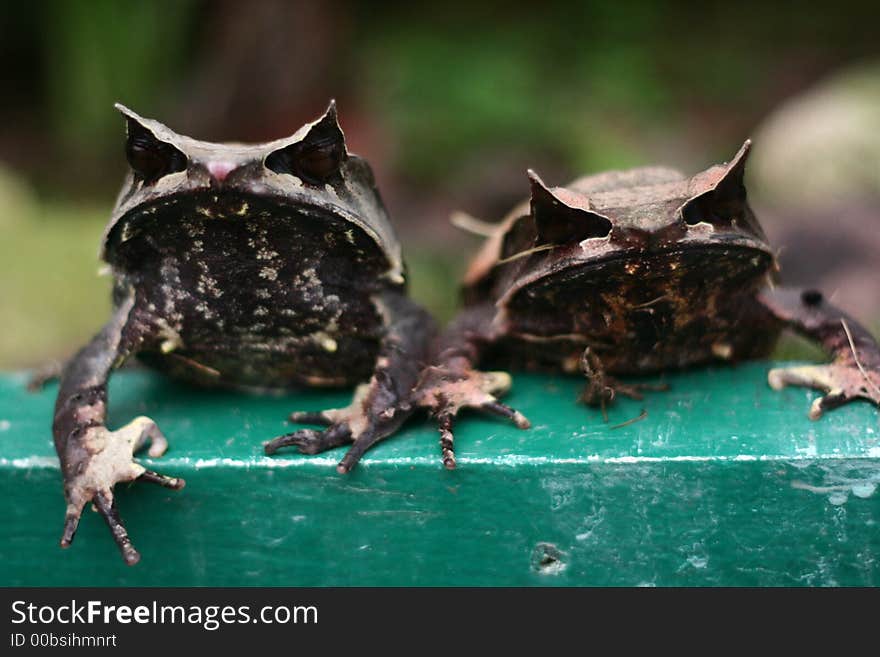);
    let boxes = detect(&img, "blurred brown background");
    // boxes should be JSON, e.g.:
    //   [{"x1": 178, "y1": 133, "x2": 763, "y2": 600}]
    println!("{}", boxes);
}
[{"x1": 1, "y1": 0, "x2": 878, "y2": 368}]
